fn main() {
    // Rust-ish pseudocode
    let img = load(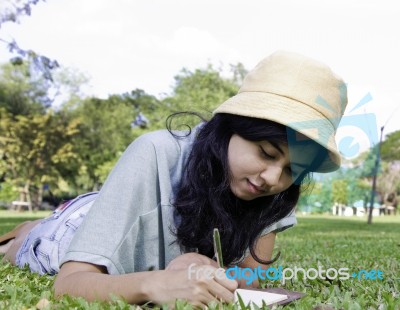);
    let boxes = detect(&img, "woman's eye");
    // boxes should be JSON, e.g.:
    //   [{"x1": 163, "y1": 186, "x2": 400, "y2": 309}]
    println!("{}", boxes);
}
[{"x1": 259, "y1": 147, "x2": 275, "y2": 159}]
